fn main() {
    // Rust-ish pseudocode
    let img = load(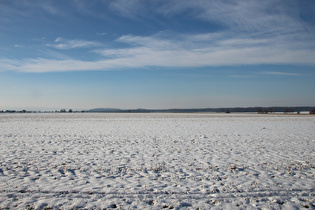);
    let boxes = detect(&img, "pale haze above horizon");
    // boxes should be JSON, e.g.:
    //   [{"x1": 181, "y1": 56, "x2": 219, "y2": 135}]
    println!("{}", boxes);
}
[{"x1": 1, "y1": 0, "x2": 315, "y2": 111}]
